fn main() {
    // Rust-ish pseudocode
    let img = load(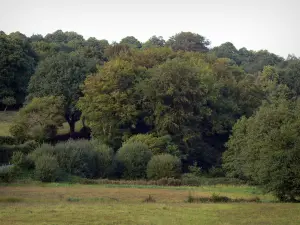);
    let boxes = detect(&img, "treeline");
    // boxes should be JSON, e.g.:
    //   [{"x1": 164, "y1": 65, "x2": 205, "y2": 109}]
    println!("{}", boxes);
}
[{"x1": 1, "y1": 30, "x2": 300, "y2": 201}]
